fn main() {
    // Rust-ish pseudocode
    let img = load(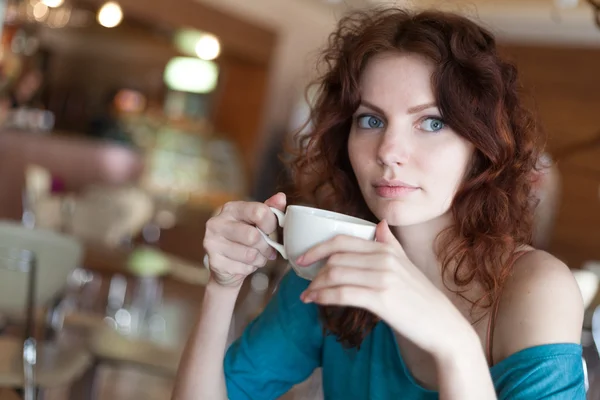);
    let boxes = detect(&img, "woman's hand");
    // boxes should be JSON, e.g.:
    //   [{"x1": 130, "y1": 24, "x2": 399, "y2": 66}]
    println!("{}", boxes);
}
[
  {"x1": 297, "y1": 220, "x2": 475, "y2": 357},
  {"x1": 203, "y1": 193, "x2": 286, "y2": 288}
]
